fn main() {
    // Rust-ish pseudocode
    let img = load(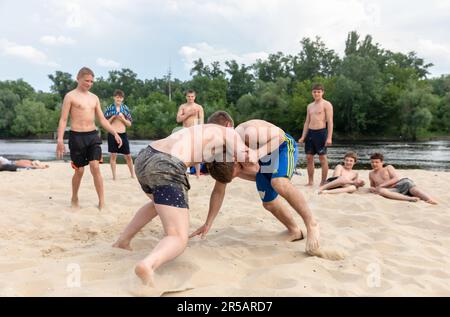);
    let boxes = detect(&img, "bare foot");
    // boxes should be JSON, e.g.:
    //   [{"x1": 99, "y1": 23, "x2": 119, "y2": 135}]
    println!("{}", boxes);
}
[
  {"x1": 71, "y1": 197, "x2": 79, "y2": 209},
  {"x1": 305, "y1": 183, "x2": 314, "y2": 187},
  {"x1": 305, "y1": 223, "x2": 320, "y2": 254},
  {"x1": 112, "y1": 239, "x2": 132, "y2": 251},
  {"x1": 135, "y1": 262, "x2": 155, "y2": 287},
  {"x1": 98, "y1": 201, "x2": 105, "y2": 210},
  {"x1": 131, "y1": 175, "x2": 135, "y2": 179},
  {"x1": 425, "y1": 199, "x2": 438, "y2": 205},
  {"x1": 286, "y1": 228, "x2": 304, "y2": 242}
]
